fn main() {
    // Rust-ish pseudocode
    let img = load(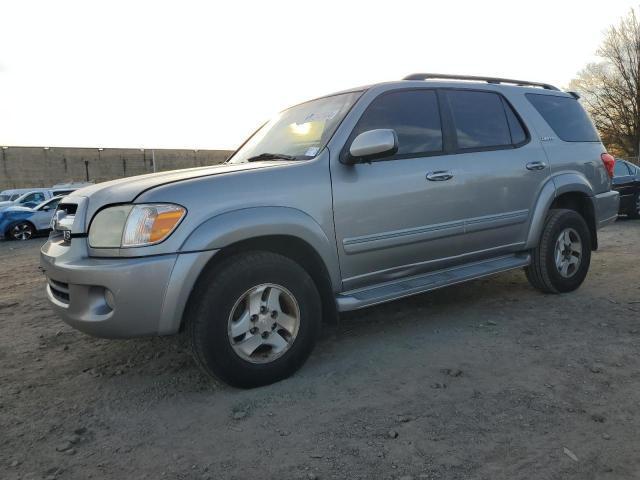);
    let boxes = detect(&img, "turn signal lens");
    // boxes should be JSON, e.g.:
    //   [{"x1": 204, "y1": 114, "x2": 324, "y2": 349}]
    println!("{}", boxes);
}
[
  {"x1": 121, "y1": 204, "x2": 186, "y2": 247},
  {"x1": 601, "y1": 153, "x2": 615, "y2": 178}
]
